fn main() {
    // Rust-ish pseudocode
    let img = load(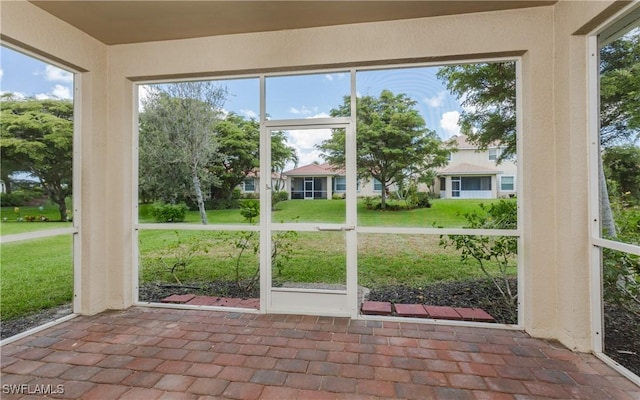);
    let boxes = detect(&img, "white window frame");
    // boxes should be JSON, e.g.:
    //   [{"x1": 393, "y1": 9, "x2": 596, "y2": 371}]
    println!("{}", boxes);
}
[
  {"x1": 587, "y1": 2, "x2": 640, "y2": 386},
  {"x1": 133, "y1": 57, "x2": 523, "y2": 328},
  {"x1": 500, "y1": 175, "x2": 515, "y2": 192},
  {"x1": 488, "y1": 147, "x2": 500, "y2": 161},
  {"x1": 0, "y1": 44, "x2": 81, "y2": 344},
  {"x1": 242, "y1": 178, "x2": 256, "y2": 192}
]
